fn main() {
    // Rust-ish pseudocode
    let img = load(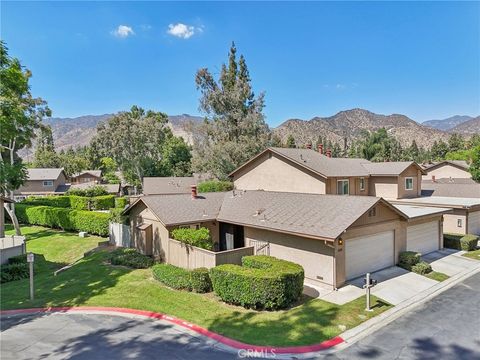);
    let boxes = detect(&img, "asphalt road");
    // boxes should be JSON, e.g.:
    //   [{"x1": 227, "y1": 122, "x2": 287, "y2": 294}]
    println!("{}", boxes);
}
[{"x1": 1, "y1": 272, "x2": 479, "y2": 360}]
